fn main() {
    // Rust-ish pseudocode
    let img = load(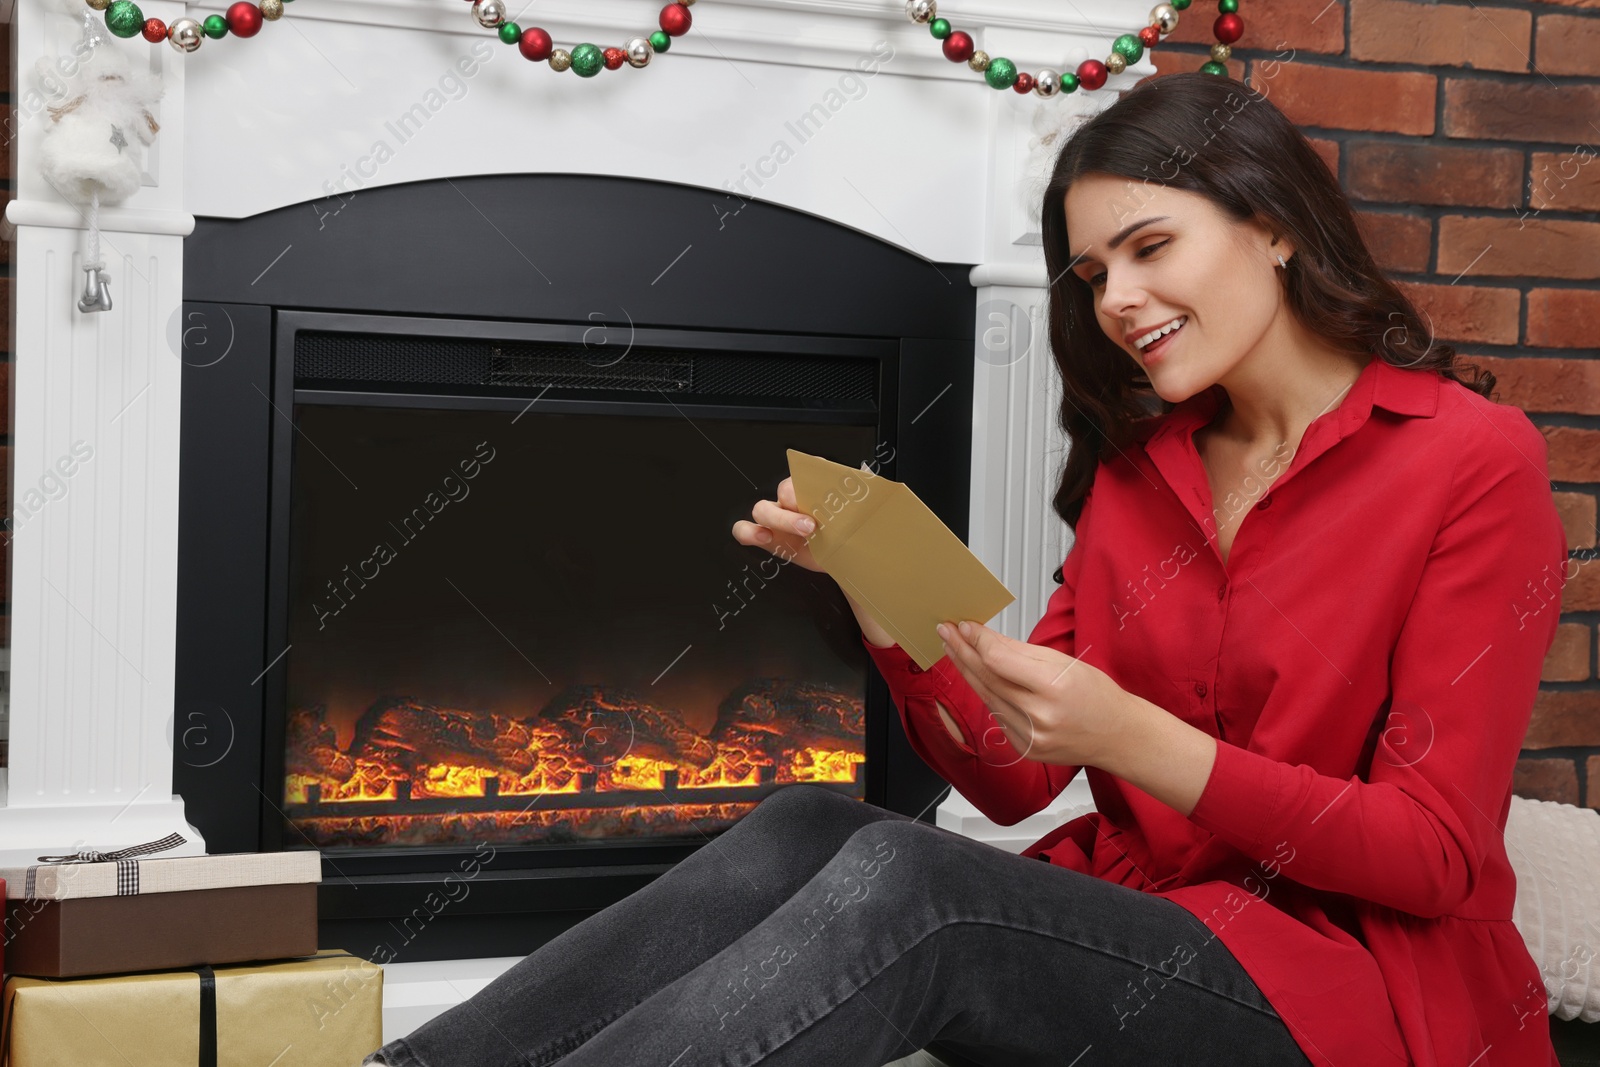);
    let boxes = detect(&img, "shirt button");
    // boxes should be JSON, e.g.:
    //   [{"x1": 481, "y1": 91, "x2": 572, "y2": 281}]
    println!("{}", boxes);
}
[
  {"x1": 909, "y1": 664, "x2": 923, "y2": 674},
  {"x1": 1194, "y1": 682, "x2": 1208, "y2": 697},
  {"x1": 1216, "y1": 583, "x2": 1227, "y2": 601},
  {"x1": 1256, "y1": 495, "x2": 1272, "y2": 511}
]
